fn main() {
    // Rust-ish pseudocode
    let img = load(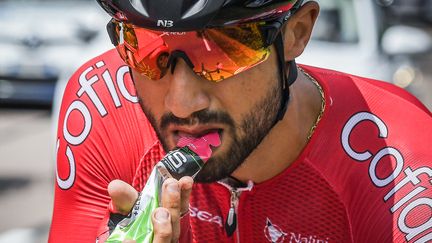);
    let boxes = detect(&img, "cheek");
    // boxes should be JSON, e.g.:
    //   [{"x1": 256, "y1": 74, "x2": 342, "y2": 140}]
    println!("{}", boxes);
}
[
  {"x1": 214, "y1": 65, "x2": 276, "y2": 122},
  {"x1": 135, "y1": 78, "x2": 167, "y2": 113}
]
